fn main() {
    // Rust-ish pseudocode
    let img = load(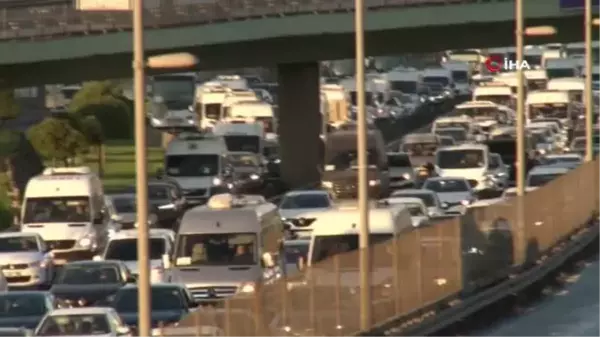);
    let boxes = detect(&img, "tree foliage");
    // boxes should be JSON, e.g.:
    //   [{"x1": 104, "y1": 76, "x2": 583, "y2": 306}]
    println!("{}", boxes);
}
[
  {"x1": 28, "y1": 118, "x2": 88, "y2": 164},
  {"x1": 69, "y1": 81, "x2": 132, "y2": 140},
  {"x1": 0, "y1": 87, "x2": 19, "y2": 122}
]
